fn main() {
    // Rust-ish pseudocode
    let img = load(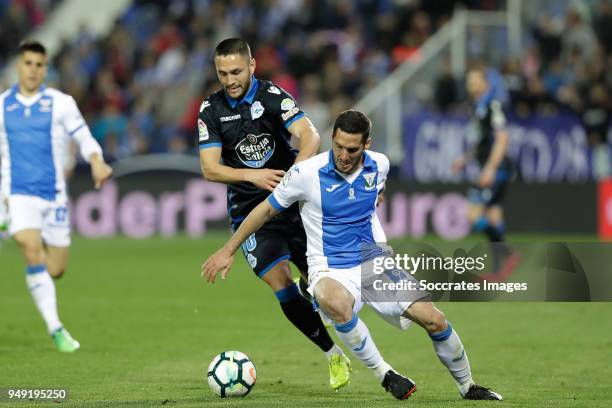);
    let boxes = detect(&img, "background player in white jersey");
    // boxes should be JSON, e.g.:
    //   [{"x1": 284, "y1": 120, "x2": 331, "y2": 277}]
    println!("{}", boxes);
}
[
  {"x1": 0, "y1": 40, "x2": 112, "y2": 352},
  {"x1": 202, "y1": 110, "x2": 502, "y2": 401}
]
